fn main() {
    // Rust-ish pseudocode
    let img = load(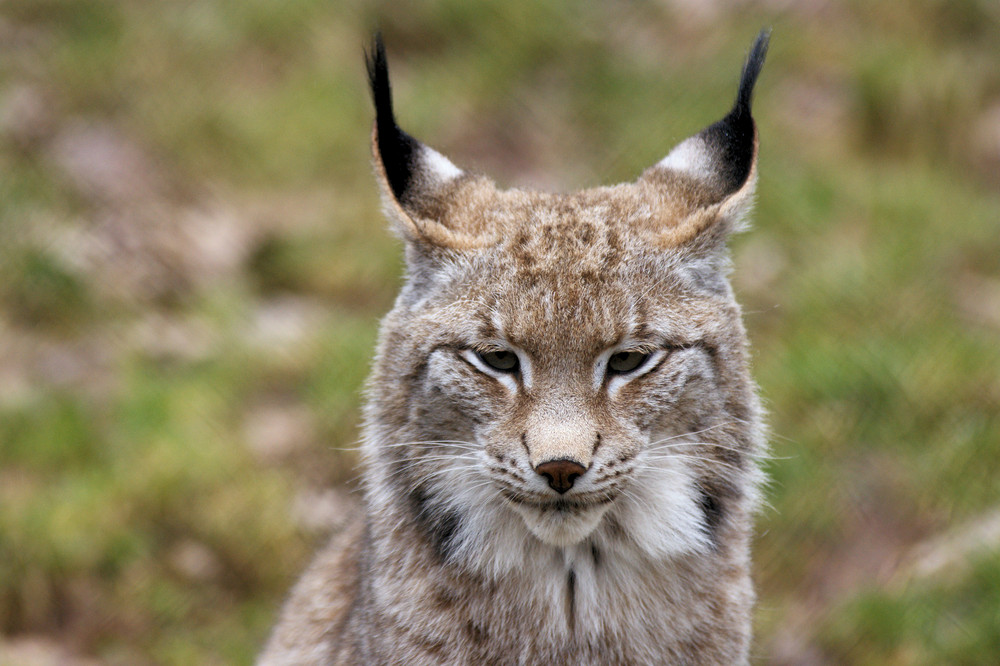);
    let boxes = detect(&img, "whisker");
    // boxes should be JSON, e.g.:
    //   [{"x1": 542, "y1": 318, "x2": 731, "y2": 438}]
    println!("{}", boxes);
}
[
  {"x1": 395, "y1": 471, "x2": 489, "y2": 494},
  {"x1": 378, "y1": 453, "x2": 483, "y2": 464},
  {"x1": 646, "y1": 442, "x2": 743, "y2": 456},
  {"x1": 327, "y1": 443, "x2": 365, "y2": 453},
  {"x1": 376, "y1": 440, "x2": 480, "y2": 450},
  {"x1": 379, "y1": 462, "x2": 483, "y2": 483},
  {"x1": 460, "y1": 479, "x2": 501, "y2": 496},
  {"x1": 636, "y1": 454, "x2": 743, "y2": 474},
  {"x1": 645, "y1": 422, "x2": 735, "y2": 448},
  {"x1": 618, "y1": 485, "x2": 658, "y2": 518},
  {"x1": 644, "y1": 444, "x2": 789, "y2": 462}
]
